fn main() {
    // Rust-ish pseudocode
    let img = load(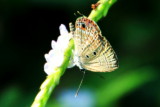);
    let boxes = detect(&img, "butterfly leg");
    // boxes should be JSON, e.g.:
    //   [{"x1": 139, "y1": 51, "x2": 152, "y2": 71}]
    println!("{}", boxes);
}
[{"x1": 69, "y1": 22, "x2": 75, "y2": 34}]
